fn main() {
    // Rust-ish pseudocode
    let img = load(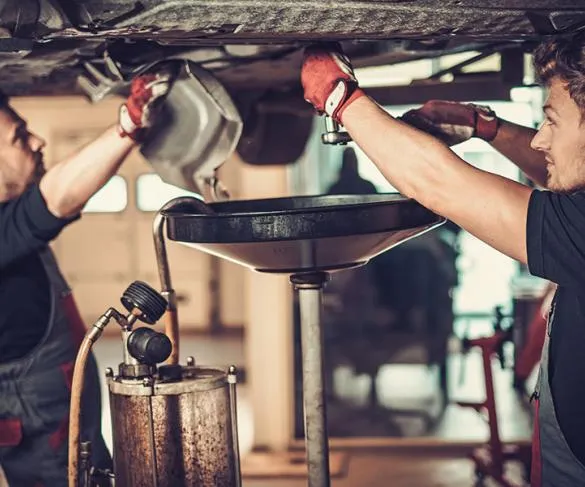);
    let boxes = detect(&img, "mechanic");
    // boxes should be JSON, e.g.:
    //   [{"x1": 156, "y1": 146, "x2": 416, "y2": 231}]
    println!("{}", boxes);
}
[
  {"x1": 0, "y1": 71, "x2": 170, "y2": 486},
  {"x1": 301, "y1": 30, "x2": 585, "y2": 486}
]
